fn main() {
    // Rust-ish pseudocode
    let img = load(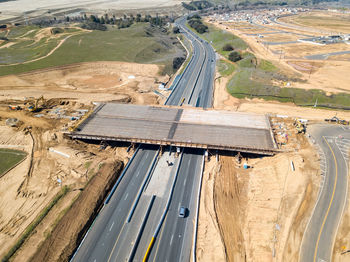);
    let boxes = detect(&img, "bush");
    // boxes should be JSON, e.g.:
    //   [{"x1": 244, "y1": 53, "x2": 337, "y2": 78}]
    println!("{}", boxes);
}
[
  {"x1": 173, "y1": 56, "x2": 185, "y2": 70},
  {"x1": 81, "y1": 22, "x2": 107, "y2": 31},
  {"x1": 228, "y1": 51, "x2": 242, "y2": 62},
  {"x1": 51, "y1": 27, "x2": 64, "y2": 34},
  {"x1": 173, "y1": 26, "x2": 180, "y2": 34},
  {"x1": 188, "y1": 19, "x2": 208, "y2": 34},
  {"x1": 0, "y1": 36, "x2": 8, "y2": 41},
  {"x1": 222, "y1": 43, "x2": 234, "y2": 51}
]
